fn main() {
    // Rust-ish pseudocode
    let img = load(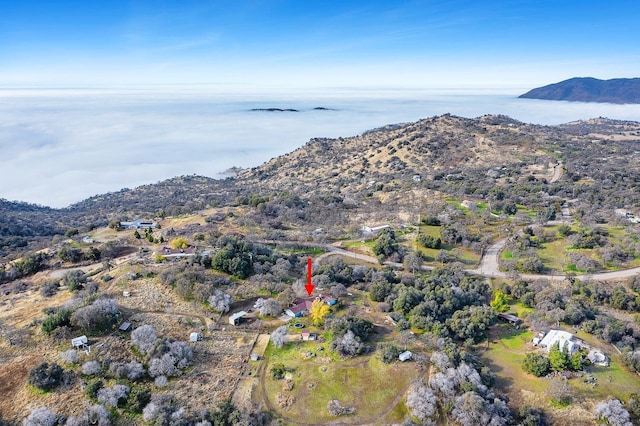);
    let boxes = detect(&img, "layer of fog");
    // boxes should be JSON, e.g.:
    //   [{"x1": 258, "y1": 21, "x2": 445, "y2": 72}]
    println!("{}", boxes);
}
[{"x1": 1, "y1": 87, "x2": 639, "y2": 208}]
